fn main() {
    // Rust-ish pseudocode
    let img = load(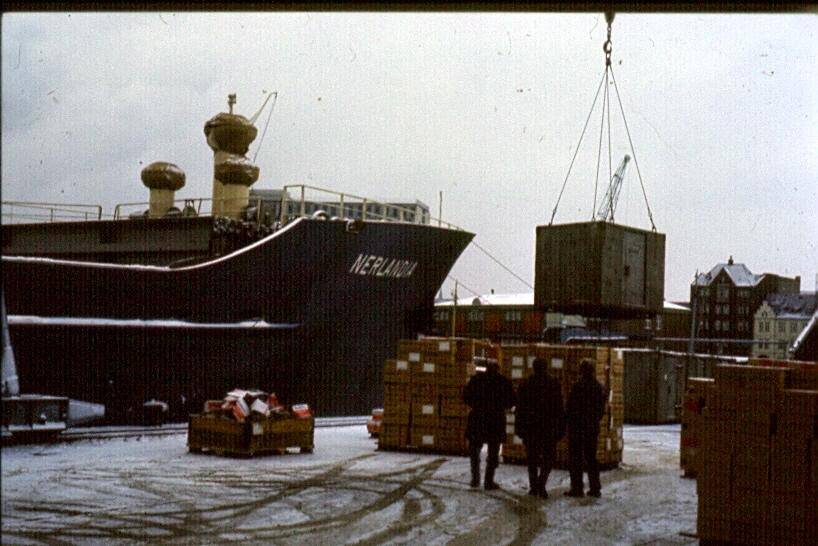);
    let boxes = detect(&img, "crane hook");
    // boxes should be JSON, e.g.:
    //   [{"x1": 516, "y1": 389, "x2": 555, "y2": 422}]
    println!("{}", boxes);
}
[{"x1": 603, "y1": 11, "x2": 615, "y2": 66}]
